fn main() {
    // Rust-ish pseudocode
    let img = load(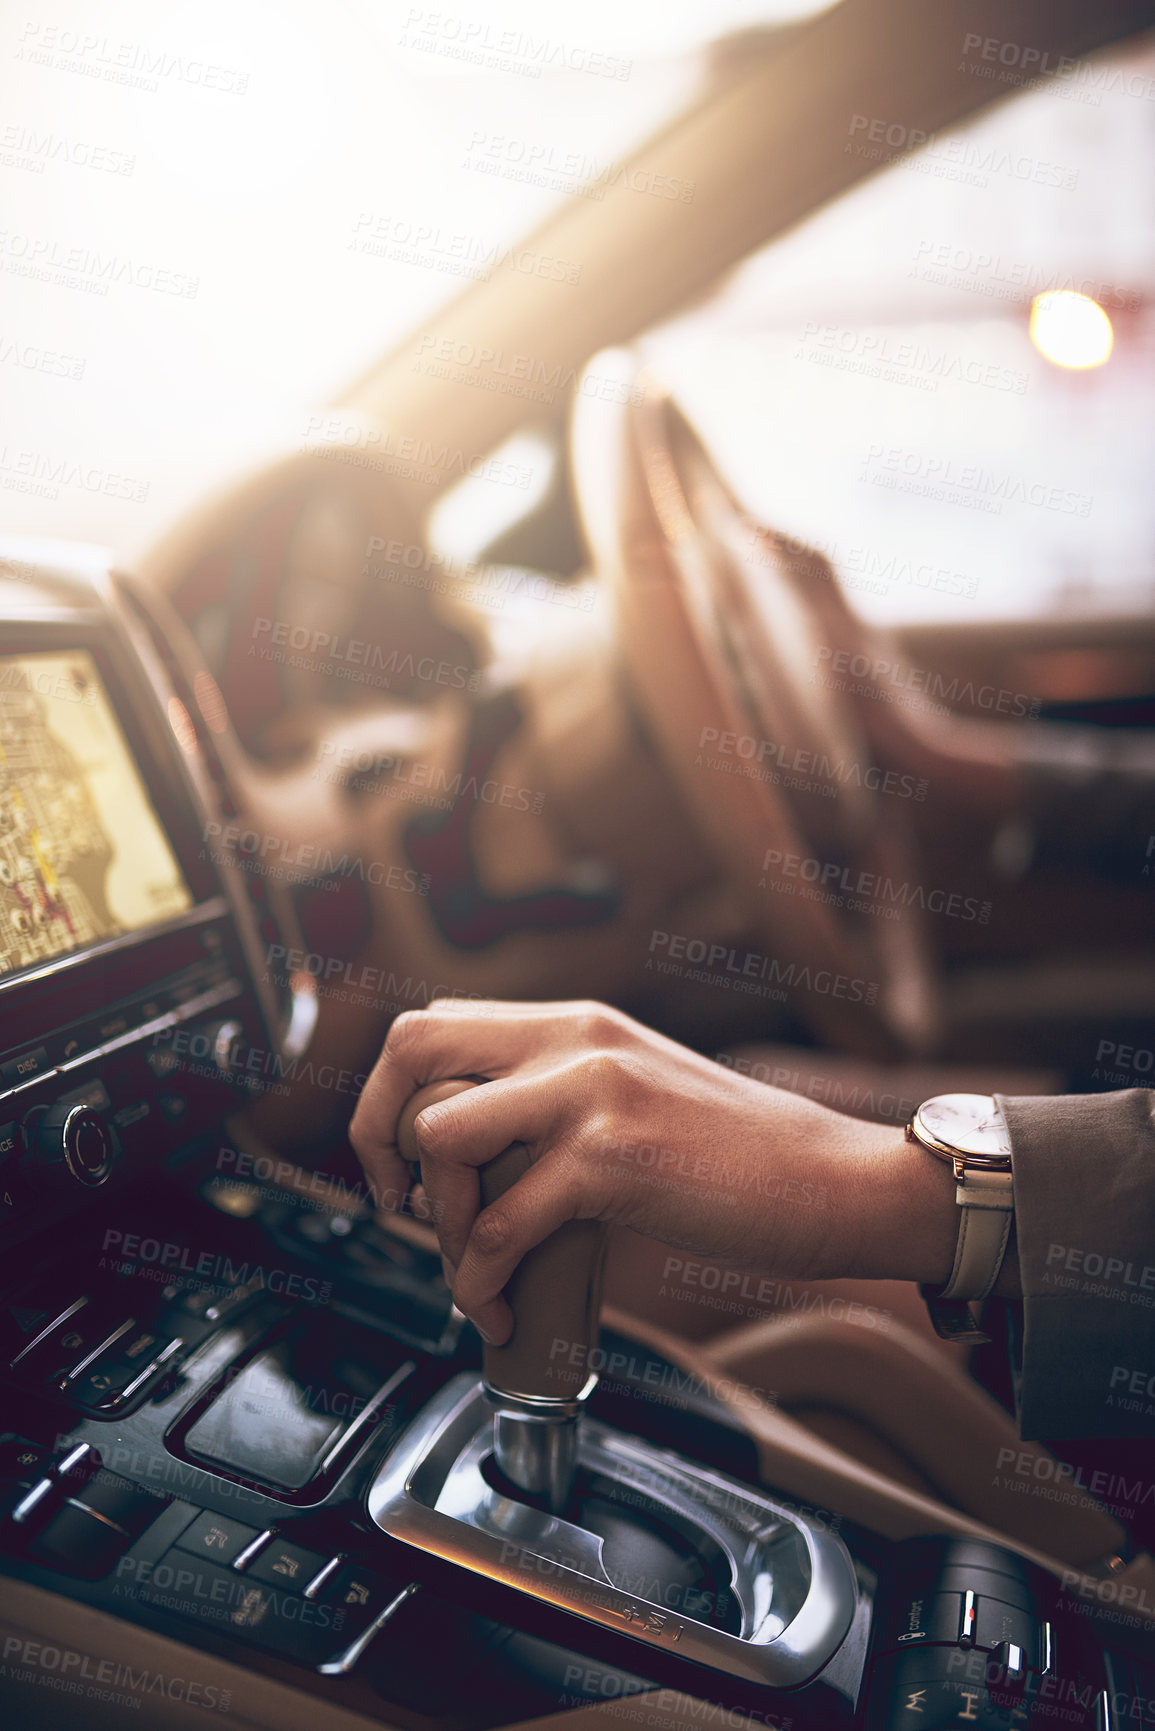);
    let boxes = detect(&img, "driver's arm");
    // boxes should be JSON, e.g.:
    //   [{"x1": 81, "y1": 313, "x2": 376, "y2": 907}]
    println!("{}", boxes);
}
[
  {"x1": 998, "y1": 1088, "x2": 1155, "y2": 1440},
  {"x1": 349, "y1": 999, "x2": 1155, "y2": 1440},
  {"x1": 349, "y1": 997, "x2": 974, "y2": 1334}
]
